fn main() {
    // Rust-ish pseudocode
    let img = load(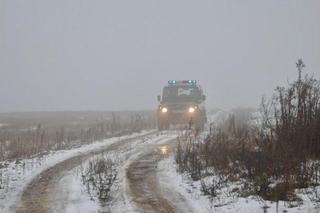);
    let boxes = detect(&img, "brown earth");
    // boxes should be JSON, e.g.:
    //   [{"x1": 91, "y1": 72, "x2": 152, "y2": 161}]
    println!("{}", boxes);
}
[{"x1": 126, "y1": 139, "x2": 179, "y2": 213}]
